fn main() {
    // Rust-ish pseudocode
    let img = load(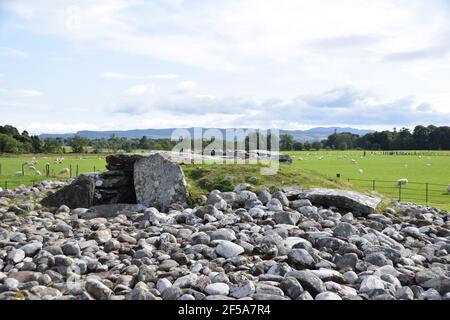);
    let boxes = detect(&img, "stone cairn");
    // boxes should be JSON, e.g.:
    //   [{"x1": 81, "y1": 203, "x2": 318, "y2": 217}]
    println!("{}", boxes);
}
[{"x1": 41, "y1": 153, "x2": 190, "y2": 211}]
